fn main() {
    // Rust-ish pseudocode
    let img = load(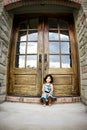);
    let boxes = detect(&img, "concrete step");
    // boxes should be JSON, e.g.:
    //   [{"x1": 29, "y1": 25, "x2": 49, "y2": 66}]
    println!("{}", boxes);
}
[{"x1": 6, "y1": 96, "x2": 81, "y2": 103}]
